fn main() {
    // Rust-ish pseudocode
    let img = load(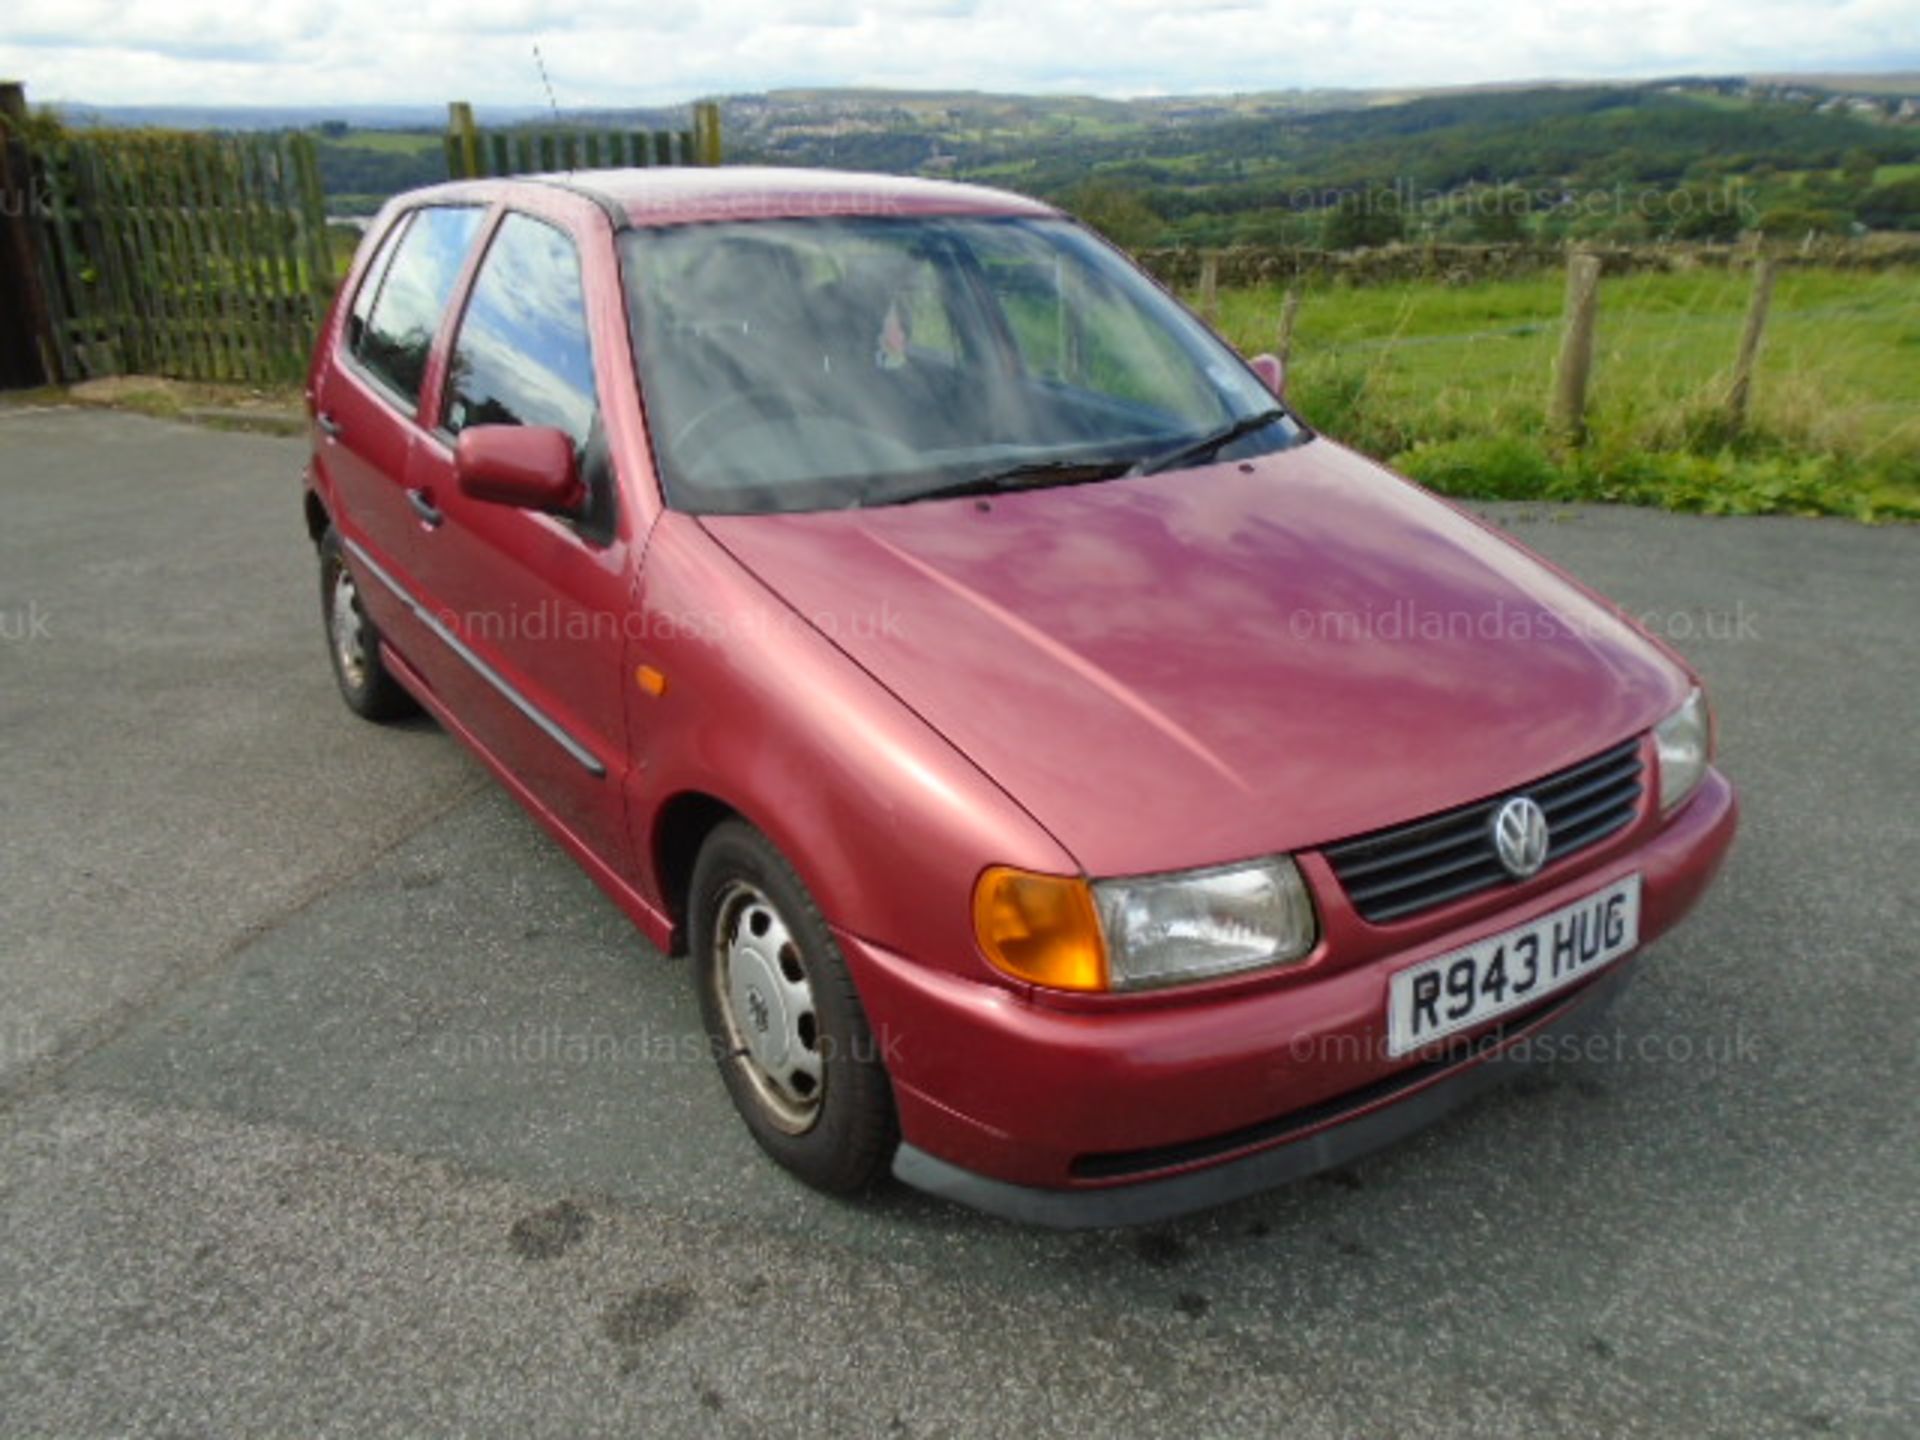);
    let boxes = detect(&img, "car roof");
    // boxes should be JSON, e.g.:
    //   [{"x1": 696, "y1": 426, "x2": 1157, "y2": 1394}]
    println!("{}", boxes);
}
[{"x1": 419, "y1": 166, "x2": 1057, "y2": 228}]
